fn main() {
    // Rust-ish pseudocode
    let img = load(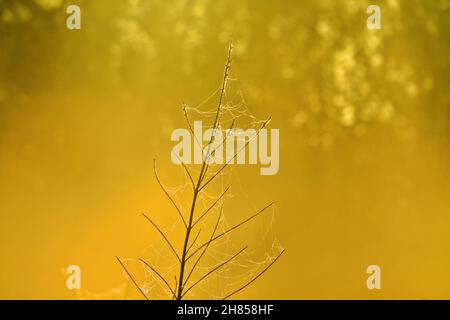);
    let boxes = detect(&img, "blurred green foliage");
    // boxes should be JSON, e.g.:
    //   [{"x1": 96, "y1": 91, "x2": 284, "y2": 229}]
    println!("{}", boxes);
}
[{"x1": 1, "y1": 0, "x2": 449, "y2": 148}]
